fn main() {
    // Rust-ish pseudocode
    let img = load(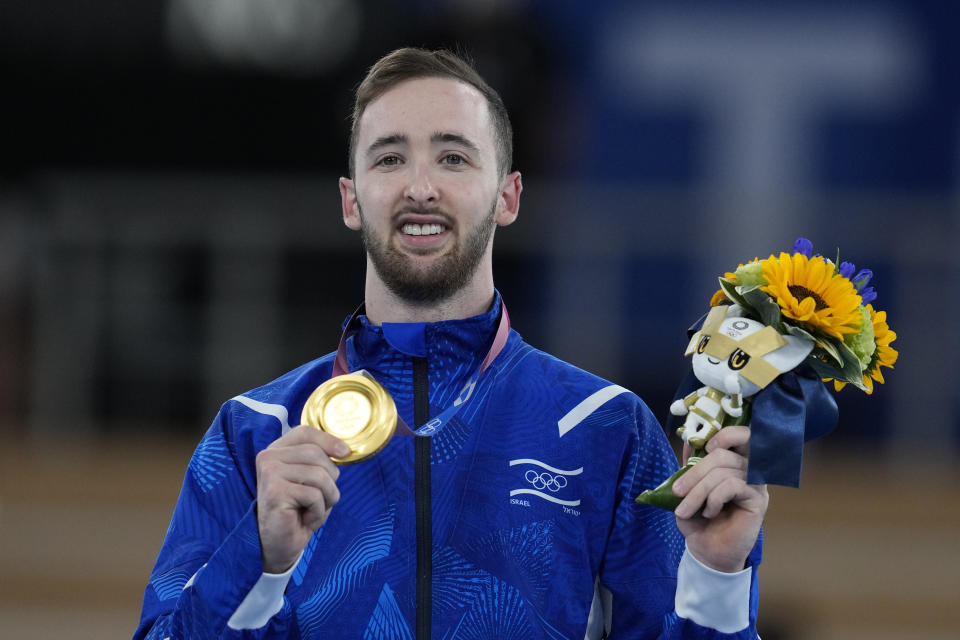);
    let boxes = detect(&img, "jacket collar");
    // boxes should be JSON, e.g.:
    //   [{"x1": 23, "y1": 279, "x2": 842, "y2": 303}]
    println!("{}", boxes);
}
[{"x1": 348, "y1": 290, "x2": 504, "y2": 369}]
